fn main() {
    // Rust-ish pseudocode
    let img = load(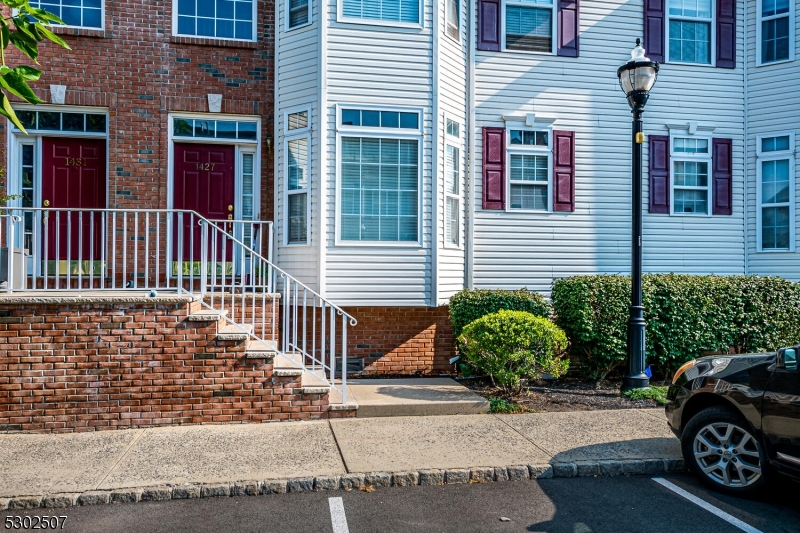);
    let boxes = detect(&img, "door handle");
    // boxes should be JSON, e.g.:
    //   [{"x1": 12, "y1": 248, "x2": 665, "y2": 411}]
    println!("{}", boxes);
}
[
  {"x1": 43, "y1": 200, "x2": 50, "y2": 207},
  {"x1": 227, "y1": 214, "x2": 233, "y2": 220},
  {"x1": 228, "y1": 205, "x2": 233, "y2": 212}
]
